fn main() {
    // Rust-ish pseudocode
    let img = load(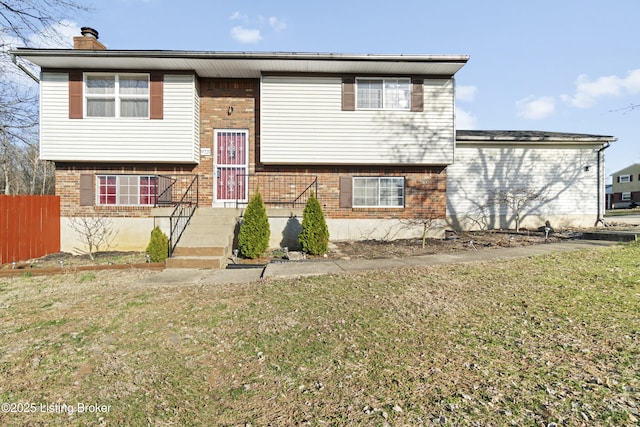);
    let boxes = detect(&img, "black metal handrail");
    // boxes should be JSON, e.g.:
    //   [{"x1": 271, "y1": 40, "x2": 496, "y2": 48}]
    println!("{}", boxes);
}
[
  {"x1": 169, "y1": 175, "x2": 199, "y2": 256},
  {"x1": 235, "y1": 174, "x2": 318, "y2": 208},
  {"x1": 156, "y1": 175, "x2": 177, "y2": 206}
]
